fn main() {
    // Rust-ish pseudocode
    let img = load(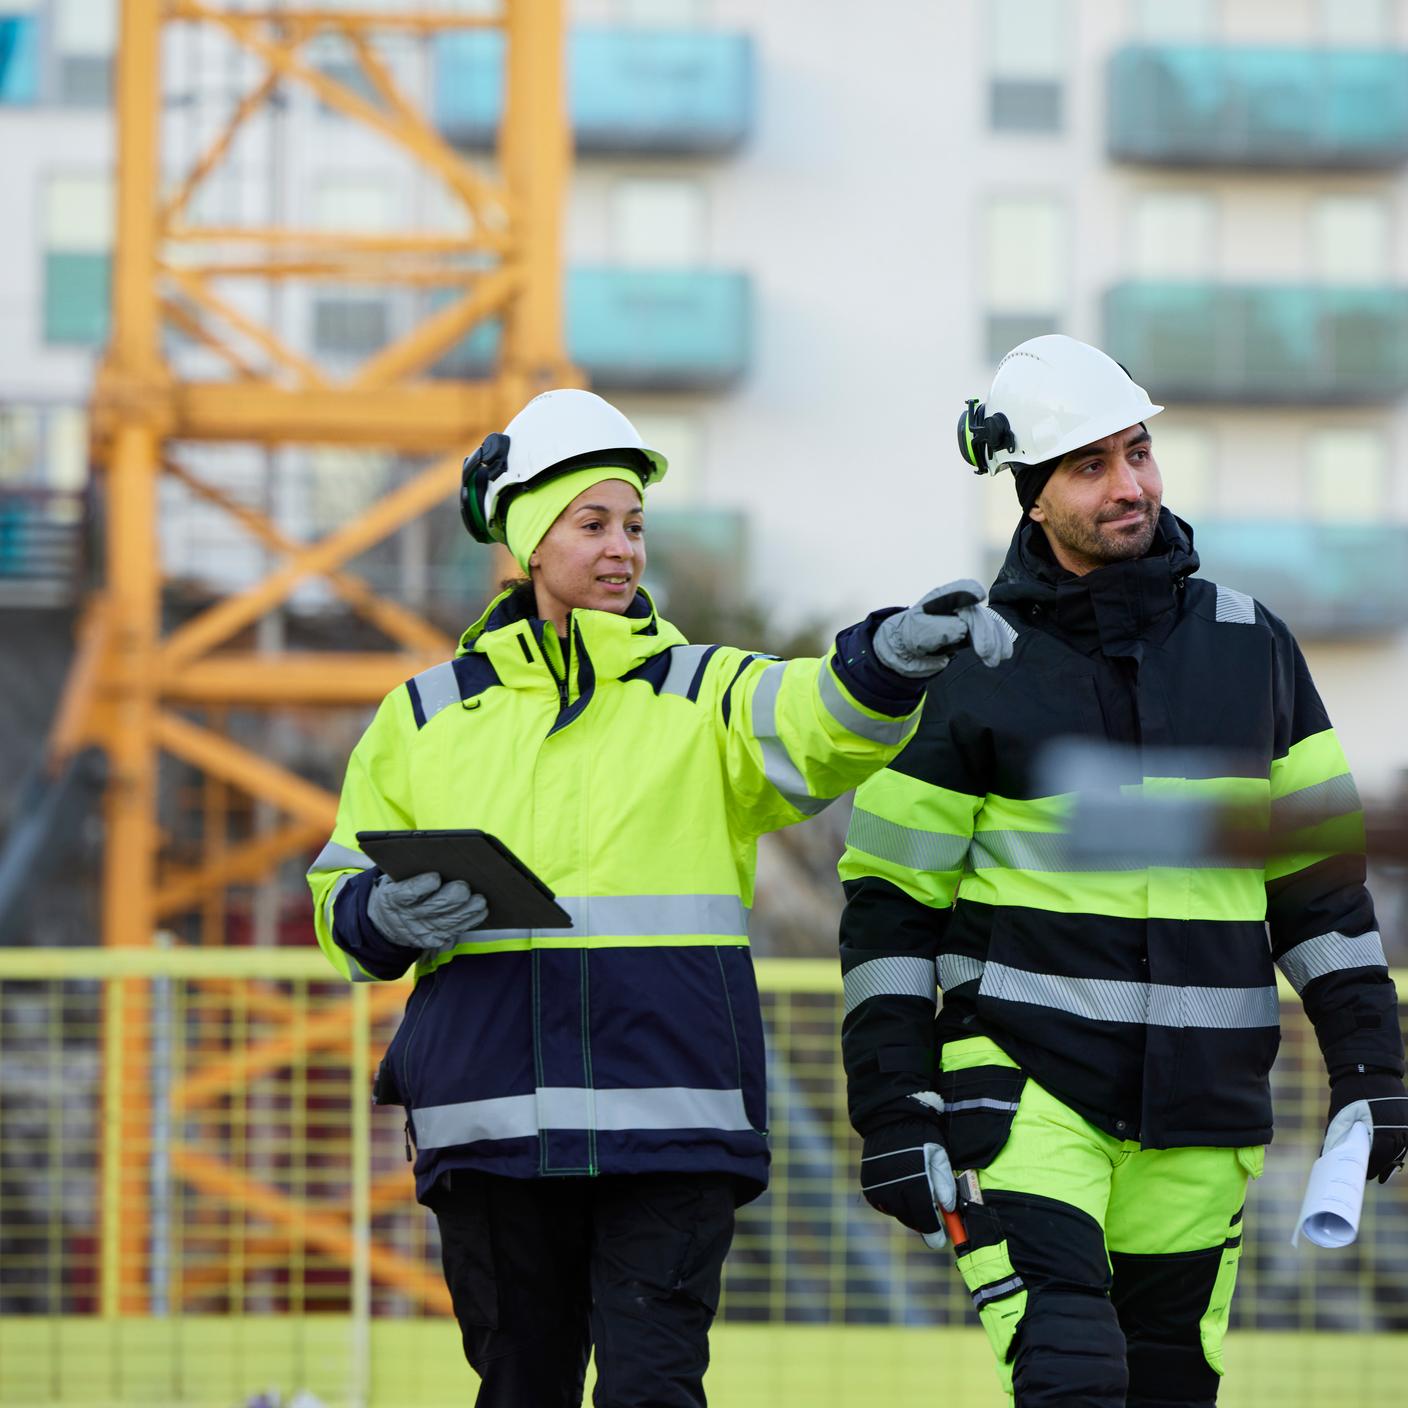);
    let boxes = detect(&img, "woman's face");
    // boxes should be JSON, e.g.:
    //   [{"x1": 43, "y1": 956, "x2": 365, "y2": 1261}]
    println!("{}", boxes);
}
[{"x1": 530, "y1": 478, "x2": 646, "y2": 626}]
